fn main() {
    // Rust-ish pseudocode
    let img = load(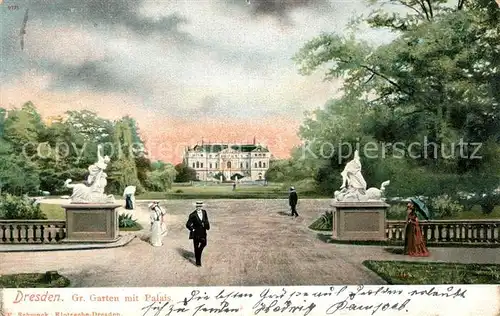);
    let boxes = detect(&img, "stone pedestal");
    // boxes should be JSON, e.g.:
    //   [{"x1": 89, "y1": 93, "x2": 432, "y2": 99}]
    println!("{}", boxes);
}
[
  {"x1": 331, "y1": 201, "x2": 389, "y2": 241},
  {"x1": 62, "y1": 204, "x2": 121, "y2": 243}
]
